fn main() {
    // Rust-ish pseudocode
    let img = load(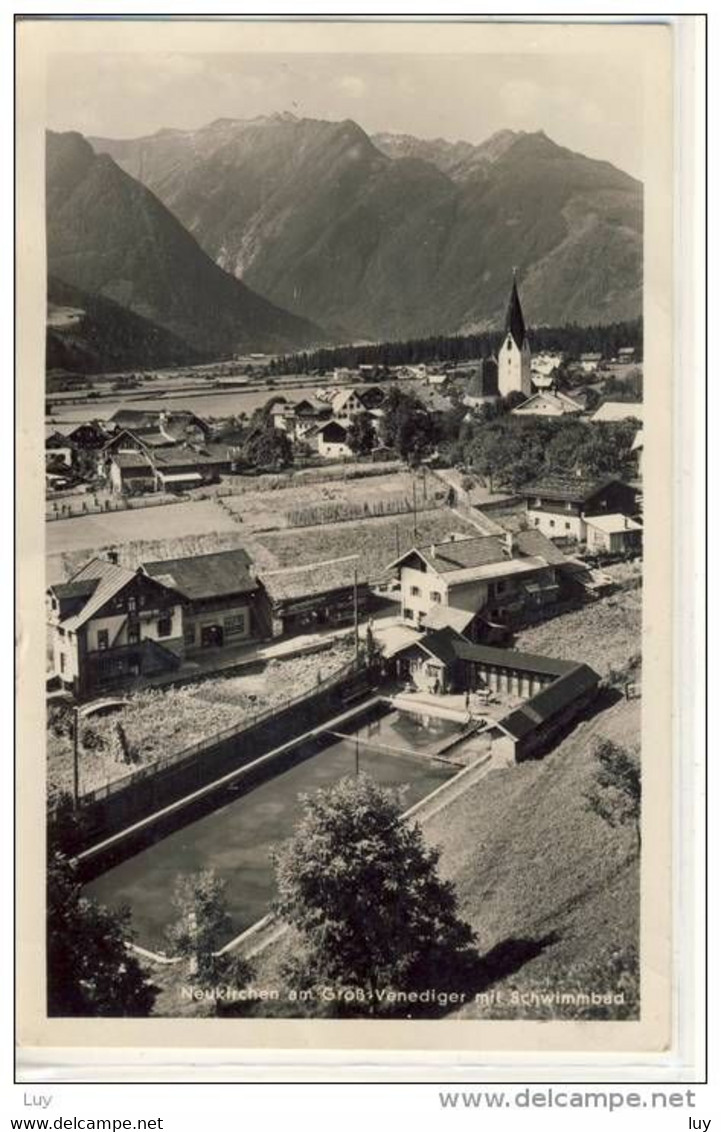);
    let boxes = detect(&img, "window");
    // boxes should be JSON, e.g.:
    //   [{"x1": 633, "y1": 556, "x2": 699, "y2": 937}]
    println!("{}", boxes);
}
[
  {"x1": 534, "y1": 516, "x2": 540, "y2": 526},
  {"x1": 403, "y1": 607, "x2": 413, "y2": 620},
  {"x1": 430, "y1": 591, "x2": 441, "y2": 604},
  {"x1": 97, "y1": 629, "x2": 109, "y2": 651},
  {"x1": 128, "y1": 623, "x2": 140, "y2": 644},
  {"x1": 157, "y1": 616, "x2": 172, "y2": 638},
  {"x1": 549, "y1": 520, "x2": 555, "y2": 529},
  {"x1": 127, "y1": 597, "x2": 137, "y2": 613},
  {"x1": 534, "y1": 498, "x2": 542, "y2": 508},
  {"x1": 565, "y1": 521, "x2": 571, "y2": 531},
  {"x1": 224, "y1": 613, "x2": 247, "y2": 636},
  {"x1": 410, "y1": 586, "x2": 421, "y2": 597},
  {"x1": 59, "y1": 654, "x2": 65, "y2": 673}
]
